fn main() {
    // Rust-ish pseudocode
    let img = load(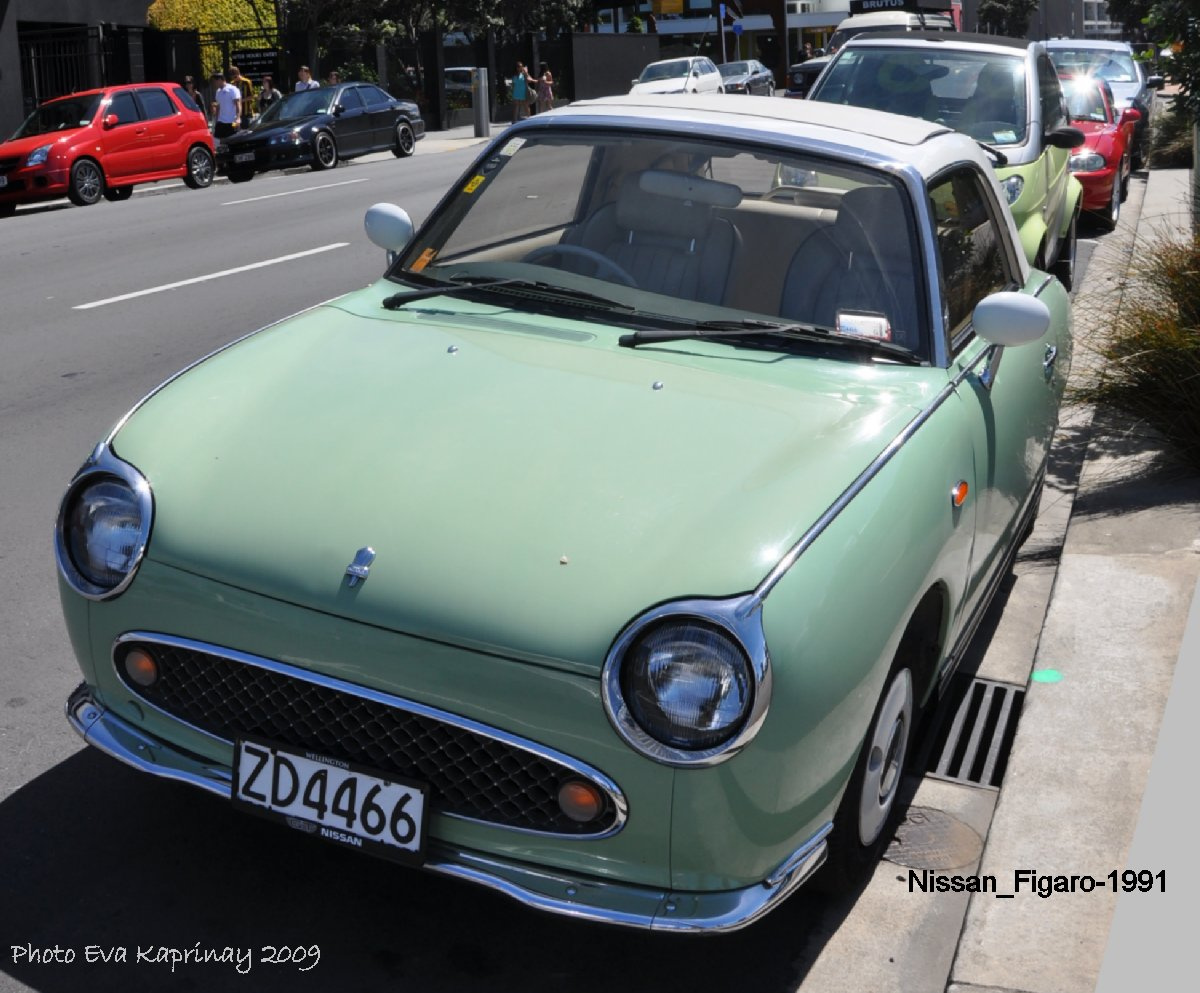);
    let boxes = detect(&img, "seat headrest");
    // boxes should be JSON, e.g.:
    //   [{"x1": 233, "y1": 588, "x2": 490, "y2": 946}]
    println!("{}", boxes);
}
[
  {"x1": 834, "y1": 185, "x2": 913, "y2": 267},
  {"x1": 615, "y1": 170, "x2": 742, "y2": 240}
]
